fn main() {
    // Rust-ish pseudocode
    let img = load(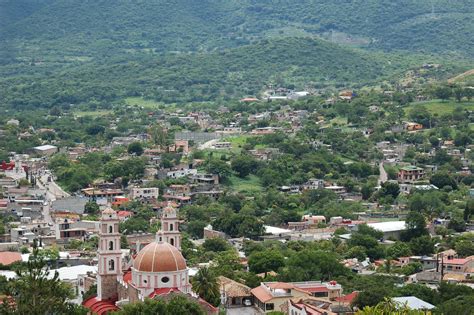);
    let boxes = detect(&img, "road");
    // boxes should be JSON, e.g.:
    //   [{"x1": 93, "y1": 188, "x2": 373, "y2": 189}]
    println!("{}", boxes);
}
[
  {"x1": 378, "y1": 162, "x2": 388, "y2": 186},
  {"x1": 36, "y1": 171, "x2": 70, "y2": 224}
]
